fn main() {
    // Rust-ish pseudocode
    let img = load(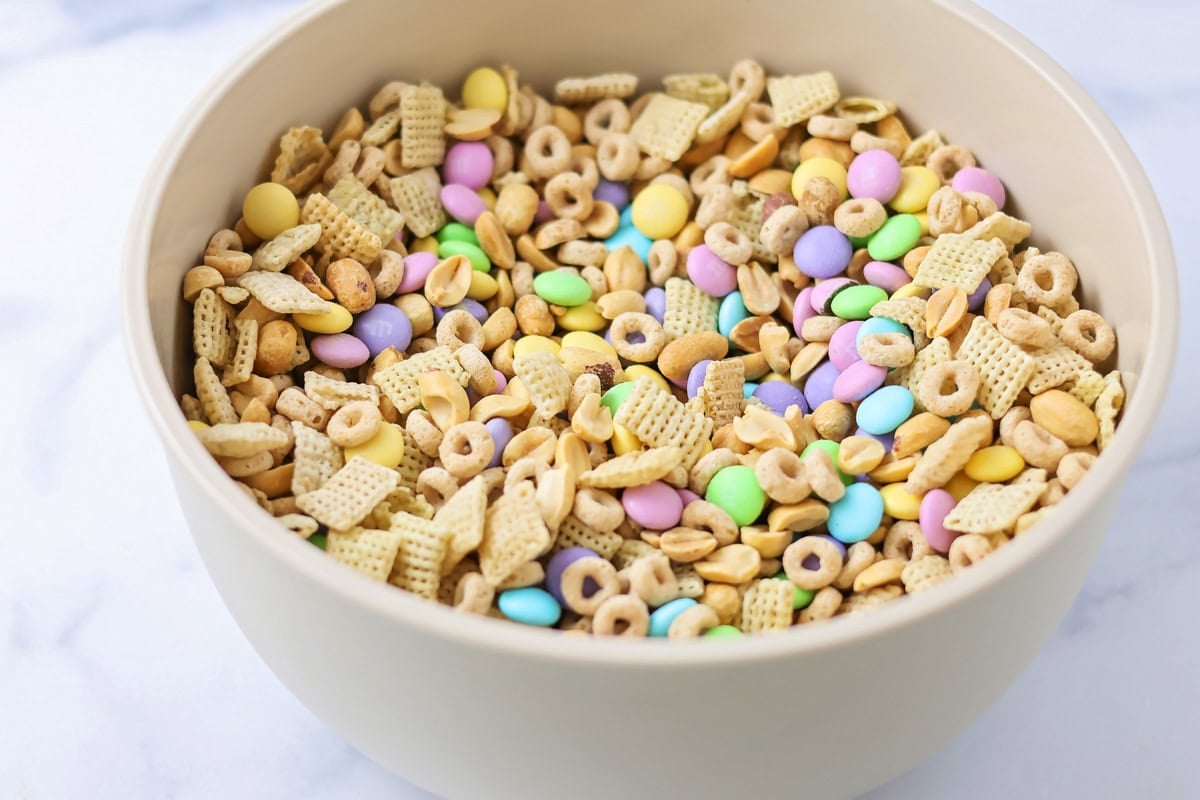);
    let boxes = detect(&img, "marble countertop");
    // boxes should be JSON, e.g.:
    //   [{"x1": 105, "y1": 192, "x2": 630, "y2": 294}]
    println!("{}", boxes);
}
[{"x1": 1, "y1": 1, "x2": 1195, "y2": 797}]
